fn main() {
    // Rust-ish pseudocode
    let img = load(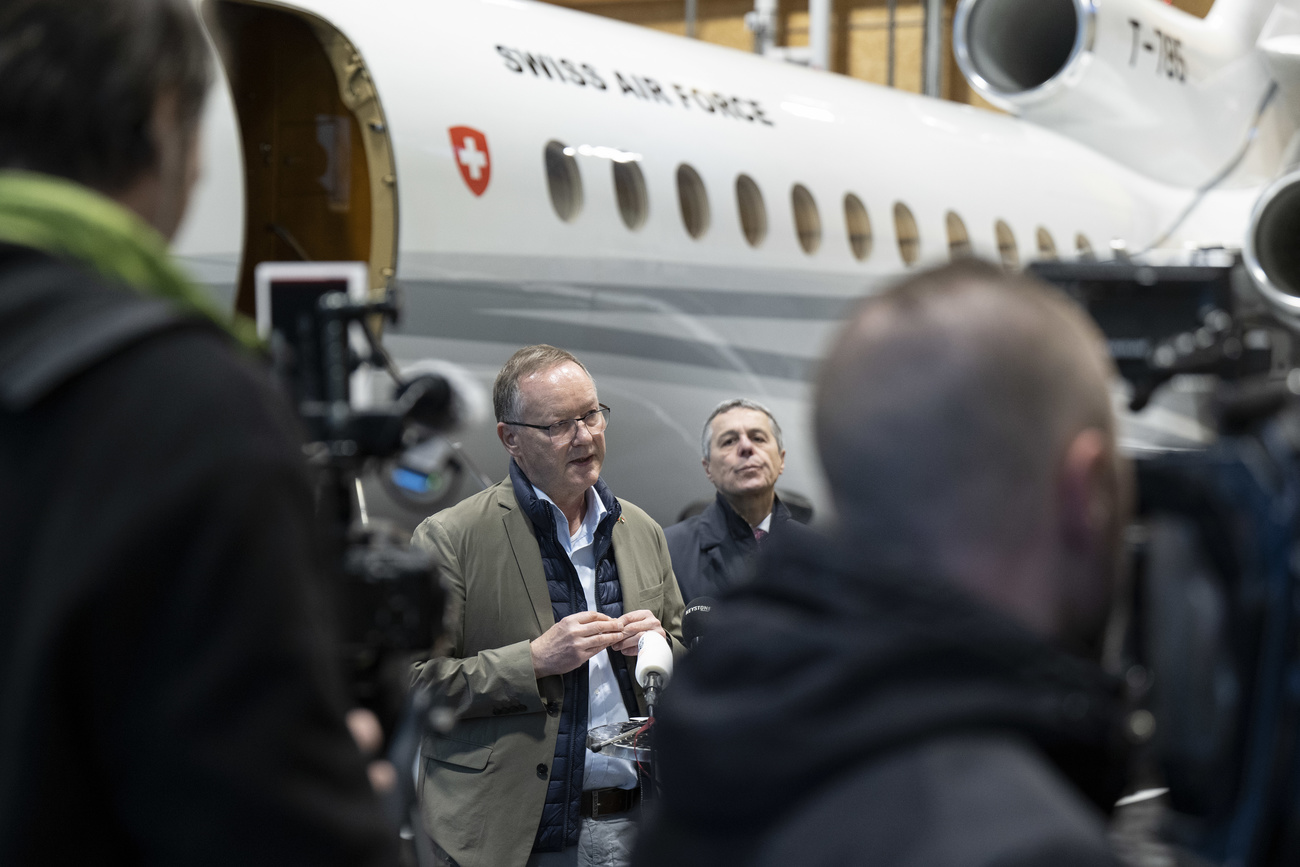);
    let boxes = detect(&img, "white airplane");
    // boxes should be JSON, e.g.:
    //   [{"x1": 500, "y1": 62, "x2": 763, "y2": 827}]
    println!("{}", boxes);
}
[{"x1": 177, "y1": 0, "x2": 1300, "y2": 526}]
